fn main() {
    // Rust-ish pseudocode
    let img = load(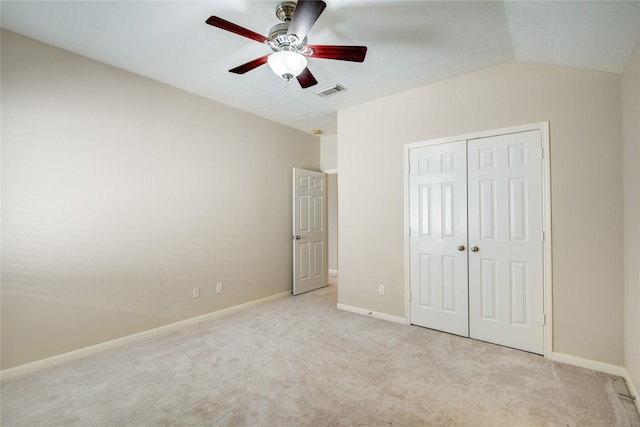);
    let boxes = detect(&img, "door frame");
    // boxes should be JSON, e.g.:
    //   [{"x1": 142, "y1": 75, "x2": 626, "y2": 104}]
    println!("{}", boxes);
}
[{"x1": 403, "y1": 122, "x2": 552, "y2": 357}]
